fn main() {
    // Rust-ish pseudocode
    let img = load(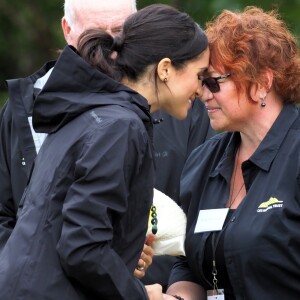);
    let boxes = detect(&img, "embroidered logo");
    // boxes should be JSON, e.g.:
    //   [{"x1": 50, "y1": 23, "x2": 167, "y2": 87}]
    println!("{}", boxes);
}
[
  {"x1": 90, "y1": 111, "x2": 102, "y2": 123},
  {"x1": 257, "y1": 197, "x2": 283, "y2": 212},
  {"x1": 154, "y1": 151, "x2": 168, "y2": 158}
]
